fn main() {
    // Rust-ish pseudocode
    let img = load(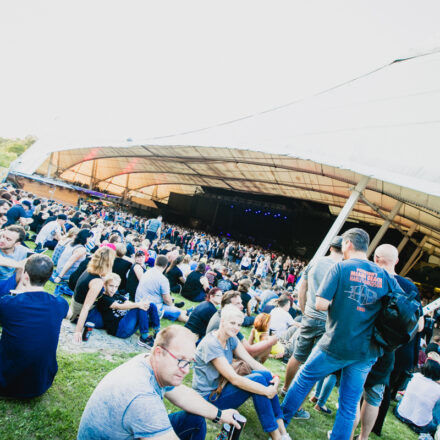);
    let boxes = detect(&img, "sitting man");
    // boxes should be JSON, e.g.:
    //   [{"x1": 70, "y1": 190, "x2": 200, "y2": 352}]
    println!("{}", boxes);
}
[
  {"x1": 0, "y1": 225, "x2": 29, "y2": 298},
  {"x1": 77, "y1": 325, "x2": 241, "y2": 440},
  {"x1": 0, "y1": 254, "x2": 68, "y2": 398},
  {"x1": 34, "y1": 213, "x2": 67, "y2": 252},
  {"x1": 136, "y1": 255, "x2": 188, "y2": 323}
]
